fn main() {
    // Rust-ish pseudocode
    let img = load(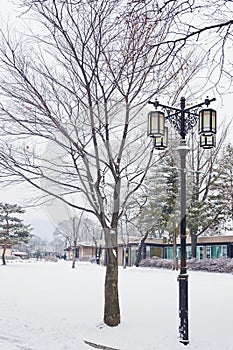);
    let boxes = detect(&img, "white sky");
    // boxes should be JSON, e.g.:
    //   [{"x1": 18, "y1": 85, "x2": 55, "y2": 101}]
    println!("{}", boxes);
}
[
  {"x1": 1, "y1": 186, "x2": 56, "y2": 240},
  {"x1": 0, "y1": 1, "x2": 55, "y2": 239},
  {"x1": 0, "y1": 1, "x2": 232, "y2": 241}
]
